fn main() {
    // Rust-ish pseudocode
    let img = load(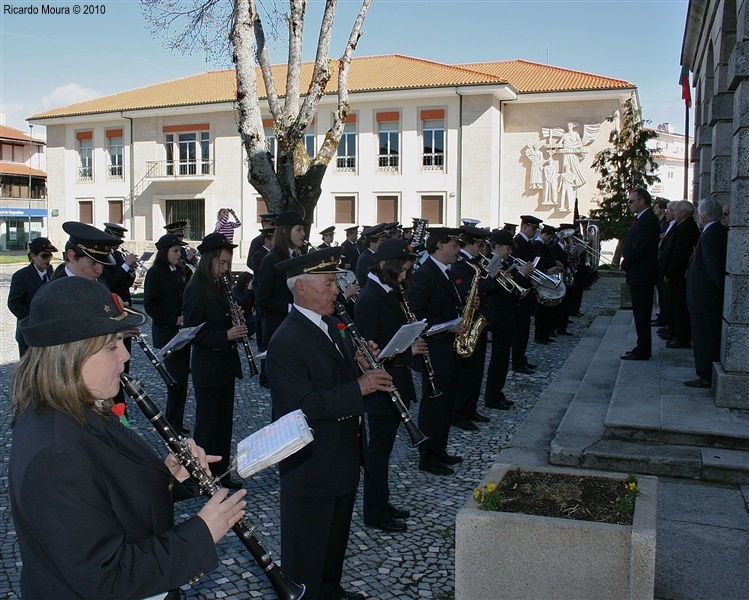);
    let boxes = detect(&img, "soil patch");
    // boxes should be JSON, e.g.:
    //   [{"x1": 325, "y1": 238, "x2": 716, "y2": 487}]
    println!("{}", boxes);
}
[{"x1": 495, "y1": 469, "x2": 635, "y2": 525}]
